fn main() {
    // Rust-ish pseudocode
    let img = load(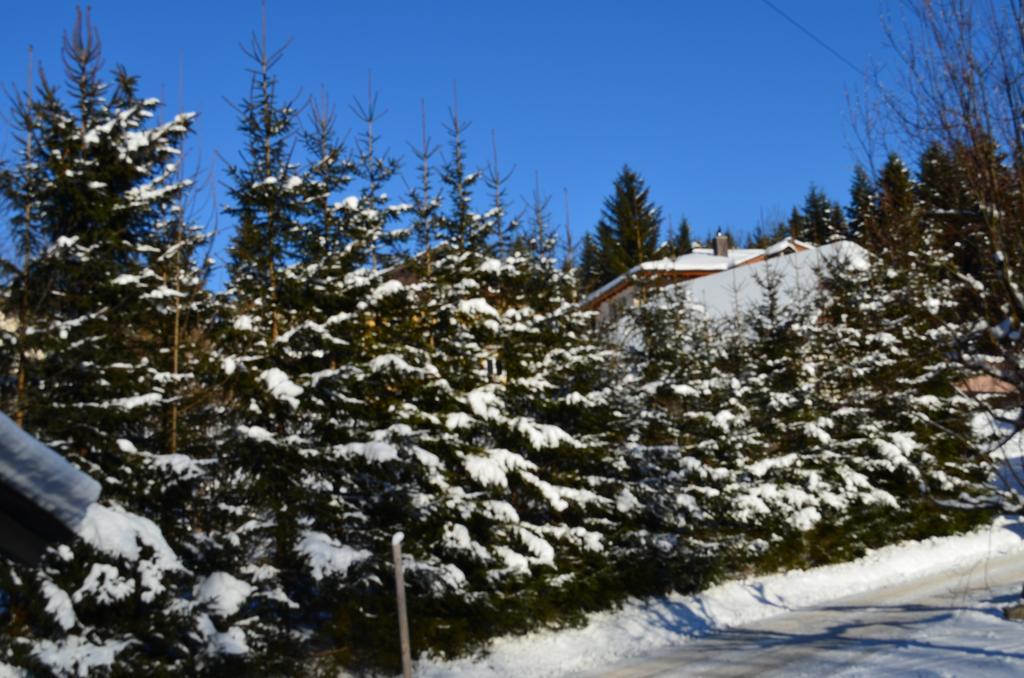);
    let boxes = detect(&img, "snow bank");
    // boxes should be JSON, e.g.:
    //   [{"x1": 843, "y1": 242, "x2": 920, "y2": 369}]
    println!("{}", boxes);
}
[{"x1": 418, "y1": 516, "x2": 1024, "y2": 677}]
